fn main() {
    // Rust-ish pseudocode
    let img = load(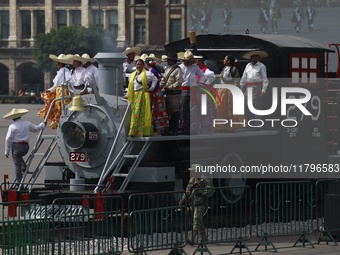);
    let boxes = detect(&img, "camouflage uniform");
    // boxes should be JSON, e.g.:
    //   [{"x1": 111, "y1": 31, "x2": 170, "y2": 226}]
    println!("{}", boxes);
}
[{"x1": 181, "y1": 177, "x2": 212, "y2": 244}]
